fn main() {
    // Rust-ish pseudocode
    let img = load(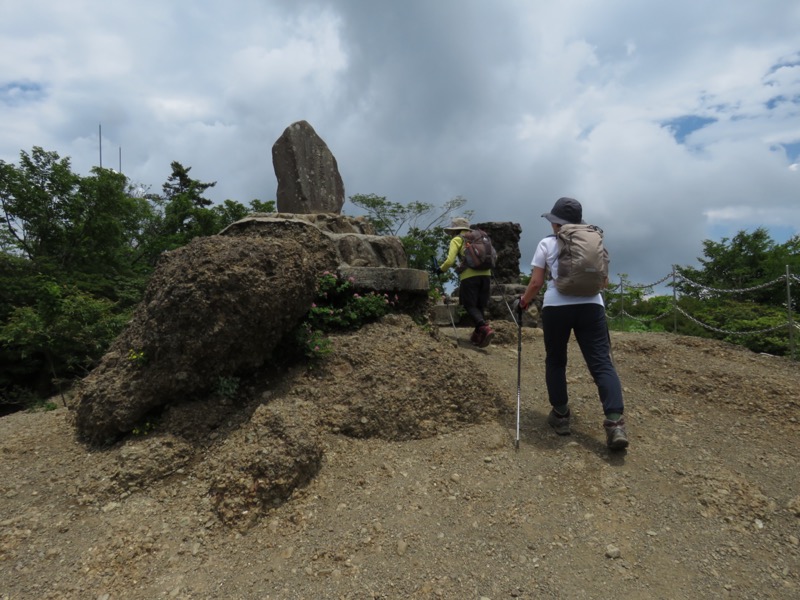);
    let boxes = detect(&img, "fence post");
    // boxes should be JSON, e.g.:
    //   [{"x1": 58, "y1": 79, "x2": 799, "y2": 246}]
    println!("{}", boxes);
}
[
  {"x1": 672, "y1": 265, "x2": 678, "y2": 333},
  {"x1": 787, "y1": 265, "x2": 796, "y2": 360}
]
